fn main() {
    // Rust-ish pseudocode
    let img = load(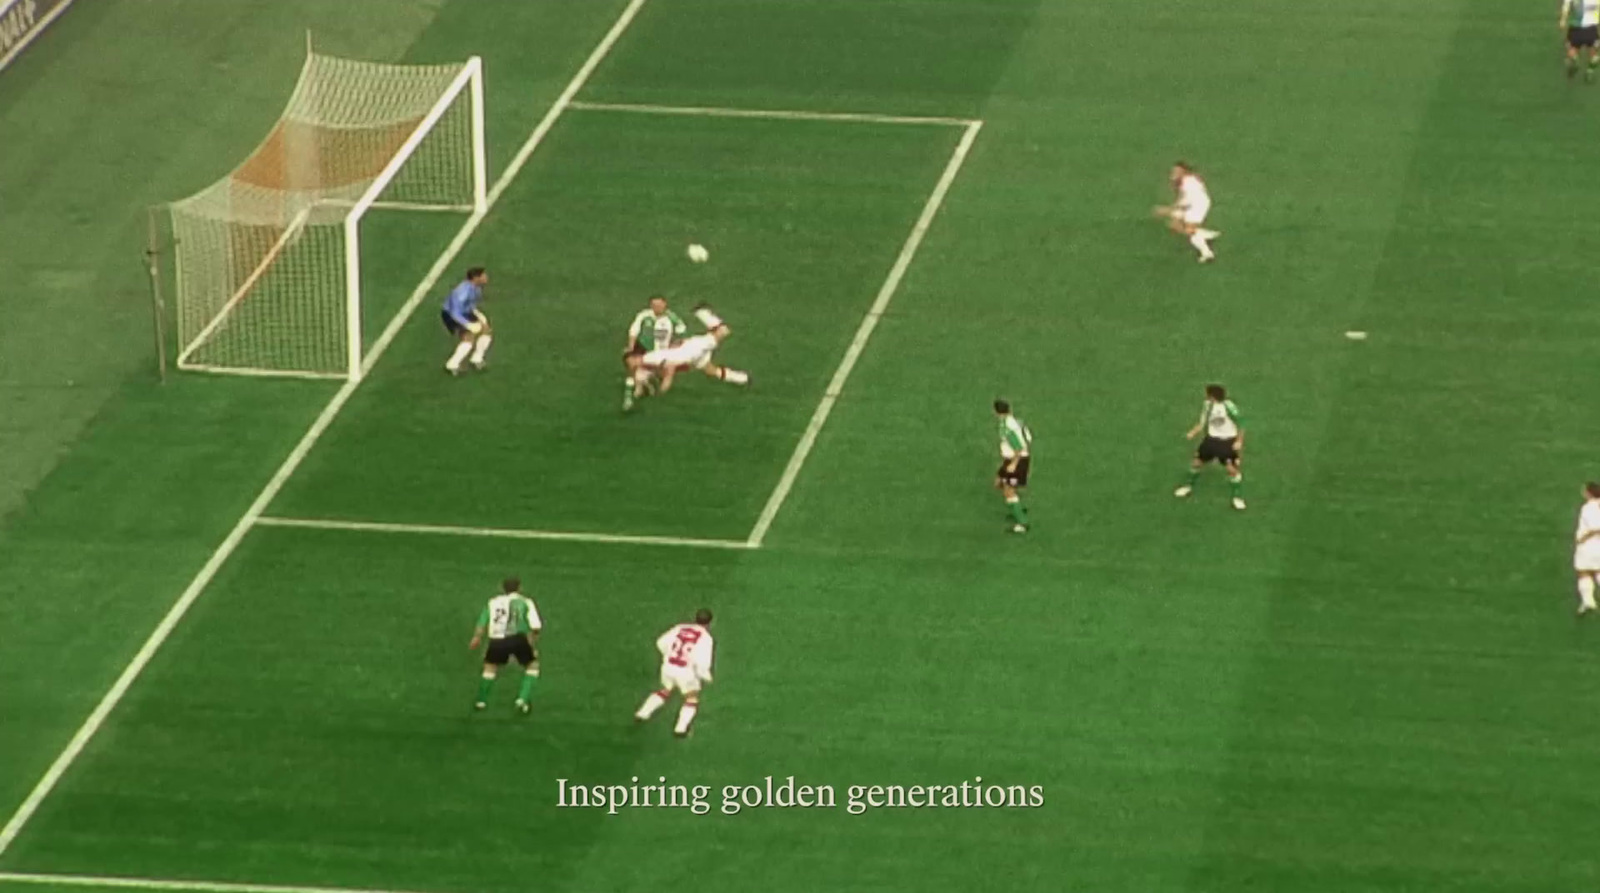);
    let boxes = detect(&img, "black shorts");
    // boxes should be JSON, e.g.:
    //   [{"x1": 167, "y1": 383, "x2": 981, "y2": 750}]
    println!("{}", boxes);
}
[
  {"x1": 442, "y1": 309, "x2": 467, "y2": 336},
  {"x1": 997, "y1": 456, "x2": 1031, "y2": 488},
  {"x1": 484, "y1": 636, "x2": 536, "y2": 667},
  {"x1": 1569, "y1": 25, "x2": 1599, "y2": 48},
  {"x1": 1196, "y1": 436, "x2": 1239, "y2": 465}
]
